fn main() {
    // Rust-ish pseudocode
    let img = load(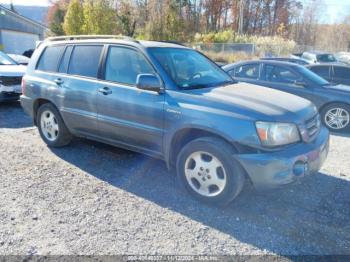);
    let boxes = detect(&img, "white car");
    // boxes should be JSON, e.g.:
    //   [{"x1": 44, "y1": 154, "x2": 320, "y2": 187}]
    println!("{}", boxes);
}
[
  {"x1": 0, "y1": 51, "x2": 26, "y2": 102},
  {"x1": 8, "y1": 54, "x2": 30, "y2": 65}
]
